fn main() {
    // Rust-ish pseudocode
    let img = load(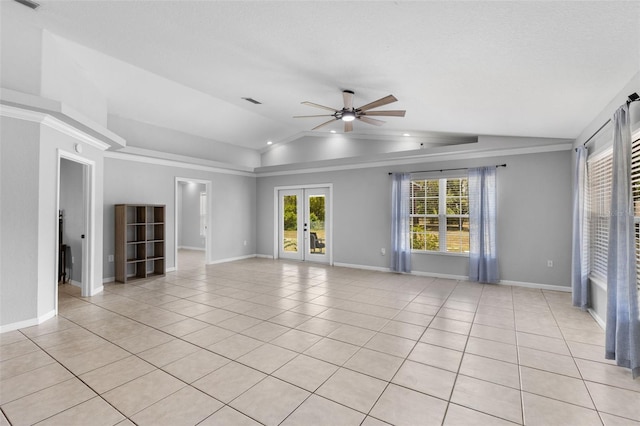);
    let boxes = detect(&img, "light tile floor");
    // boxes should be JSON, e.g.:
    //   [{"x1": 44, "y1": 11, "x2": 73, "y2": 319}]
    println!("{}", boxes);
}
[{"x1": 2, "y1": 252, "x2": 639, "y2": 425}]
